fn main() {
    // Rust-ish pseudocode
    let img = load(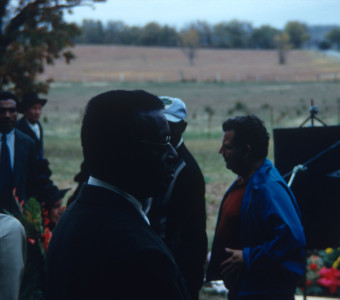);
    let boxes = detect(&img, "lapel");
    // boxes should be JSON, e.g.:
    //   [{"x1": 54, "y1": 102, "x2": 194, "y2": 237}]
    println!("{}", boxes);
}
[{"x1": 13, "y1": 130, "x2": 31, "y2": 186}]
